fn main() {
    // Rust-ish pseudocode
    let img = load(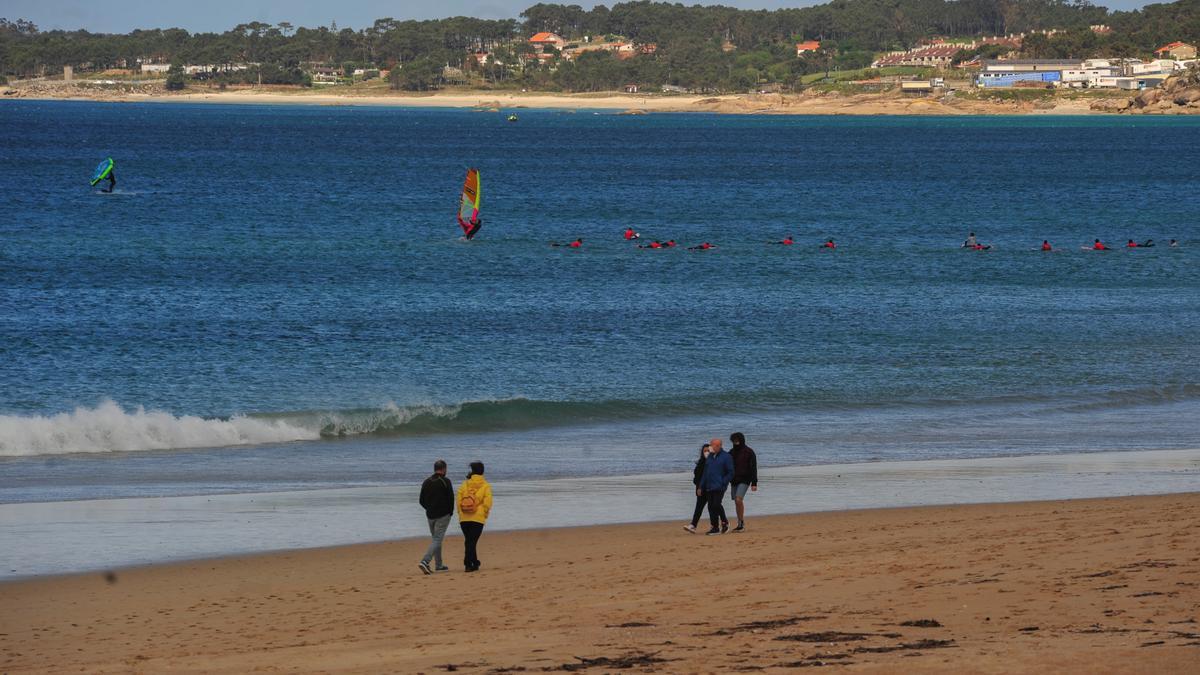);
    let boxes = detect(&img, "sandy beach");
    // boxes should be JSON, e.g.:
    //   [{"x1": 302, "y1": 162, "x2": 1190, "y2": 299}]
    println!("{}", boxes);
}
[
  {"x1": 2, "y1": 492, "x2": 1196, "y2": 673},
  {"x1": 2, "y1": 80, "x2": 1133, "y2": 115}
]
